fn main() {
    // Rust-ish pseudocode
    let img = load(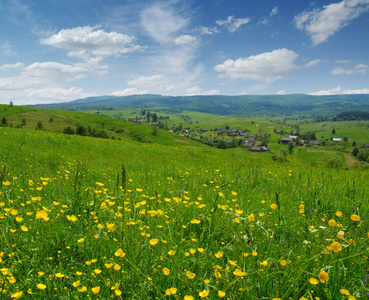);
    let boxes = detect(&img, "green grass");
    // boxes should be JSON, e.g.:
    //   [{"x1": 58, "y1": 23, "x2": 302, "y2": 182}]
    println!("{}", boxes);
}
[{"x1": 0, "y1": 126, "x2": 369, "y2": 300}]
